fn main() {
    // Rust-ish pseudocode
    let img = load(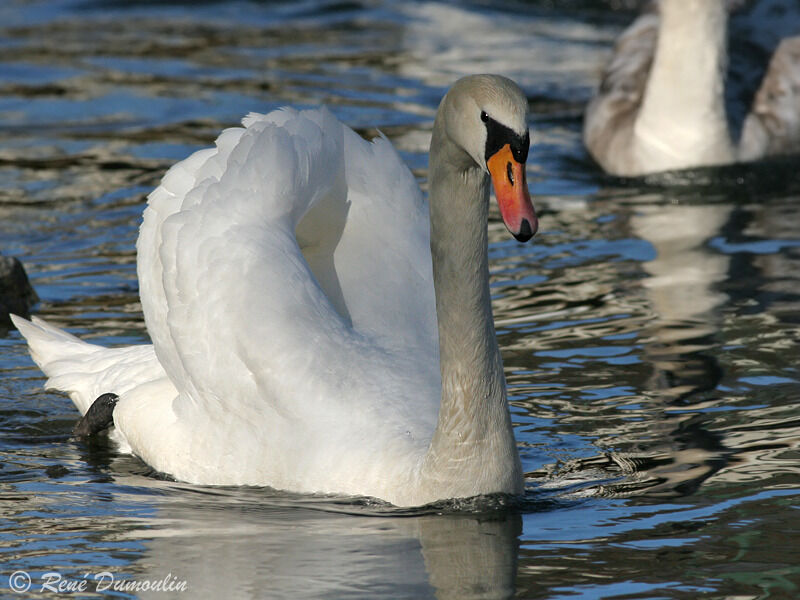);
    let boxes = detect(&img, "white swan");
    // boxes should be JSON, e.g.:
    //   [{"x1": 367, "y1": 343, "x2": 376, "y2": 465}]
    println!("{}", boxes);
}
[
  {"x1": 584, "y1": 0, "x2": 800, "y2": 176},
  {"x1": 12, "y1": 74, "x2": 537, "y2": 507}
]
